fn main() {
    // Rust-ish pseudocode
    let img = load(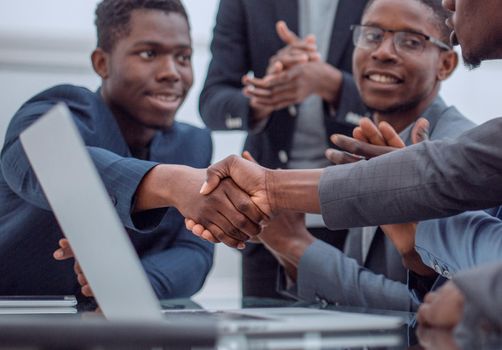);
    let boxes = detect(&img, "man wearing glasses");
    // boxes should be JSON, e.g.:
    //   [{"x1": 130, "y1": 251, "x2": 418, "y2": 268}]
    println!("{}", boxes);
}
[{"x1": 189, "y1": 0, "x2": 475, "y2": 311}]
